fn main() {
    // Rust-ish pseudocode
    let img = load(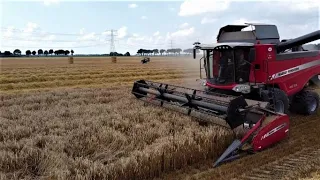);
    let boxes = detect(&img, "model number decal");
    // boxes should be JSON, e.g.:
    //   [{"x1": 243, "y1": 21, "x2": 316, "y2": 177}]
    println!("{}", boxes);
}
[
  {"x1": 273, "y1": 67, "x2": 300, "y2": 79},
  {"x1": 289, "y1": 83, "x2": 298, "y2": 89},
  {"x1": 261, "y1": 123, "x2": 286, "y2": 140}
]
